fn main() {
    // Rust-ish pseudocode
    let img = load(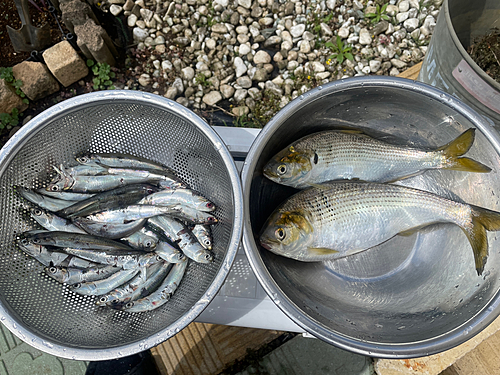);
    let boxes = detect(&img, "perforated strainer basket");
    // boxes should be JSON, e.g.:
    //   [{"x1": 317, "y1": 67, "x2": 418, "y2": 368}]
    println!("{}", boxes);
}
[{"x1": 0, "y1": 91, "x2": 243, "y2": 360}]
